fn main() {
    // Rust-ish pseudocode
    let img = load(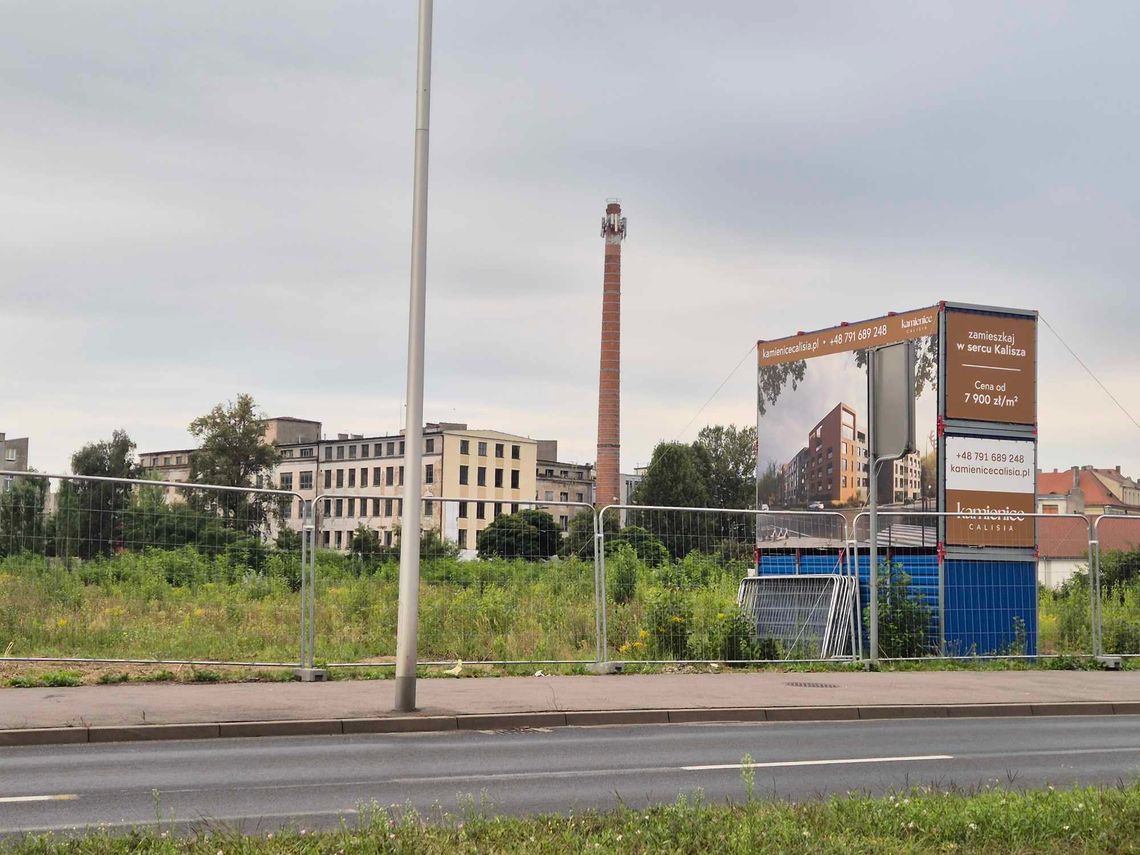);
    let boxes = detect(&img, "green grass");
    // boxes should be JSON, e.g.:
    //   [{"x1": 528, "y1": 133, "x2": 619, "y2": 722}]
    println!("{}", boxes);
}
[
  {"x1": 6, "y1": 782, "x2": 1140, "y2": 854},
  {"x1": 1, "y1": 547, "x2": 1136, "y2": 670}
]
